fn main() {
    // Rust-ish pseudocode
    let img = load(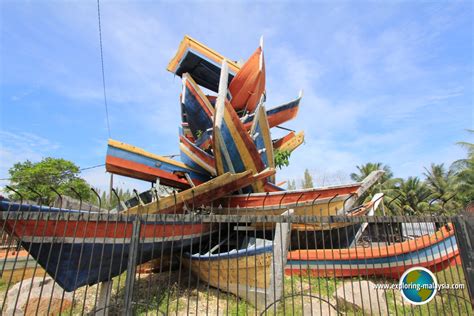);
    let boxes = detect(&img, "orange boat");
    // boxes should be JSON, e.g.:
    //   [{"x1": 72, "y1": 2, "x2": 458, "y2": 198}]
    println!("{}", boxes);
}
[
  {"x1": 228, "y1": 38, "x2": 265, "y2": 114},
  {"x1": 286, "y1": 224, "x2": 460, "y2": 279}
]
